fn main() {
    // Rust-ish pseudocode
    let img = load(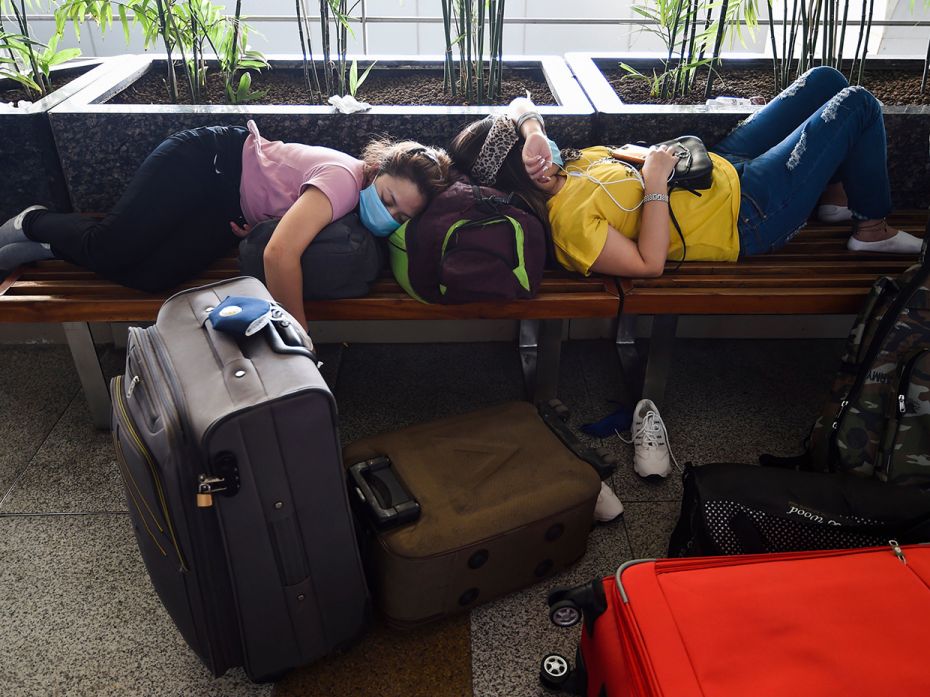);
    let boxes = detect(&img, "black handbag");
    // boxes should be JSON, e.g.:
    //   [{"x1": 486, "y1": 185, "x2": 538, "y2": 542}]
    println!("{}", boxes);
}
[
  {"x1": 656, "y1": 135, "x2": 713, "y2": 192},
  {"x1": 668, "y1": 462, "x2": 930, "y2": 558}
]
